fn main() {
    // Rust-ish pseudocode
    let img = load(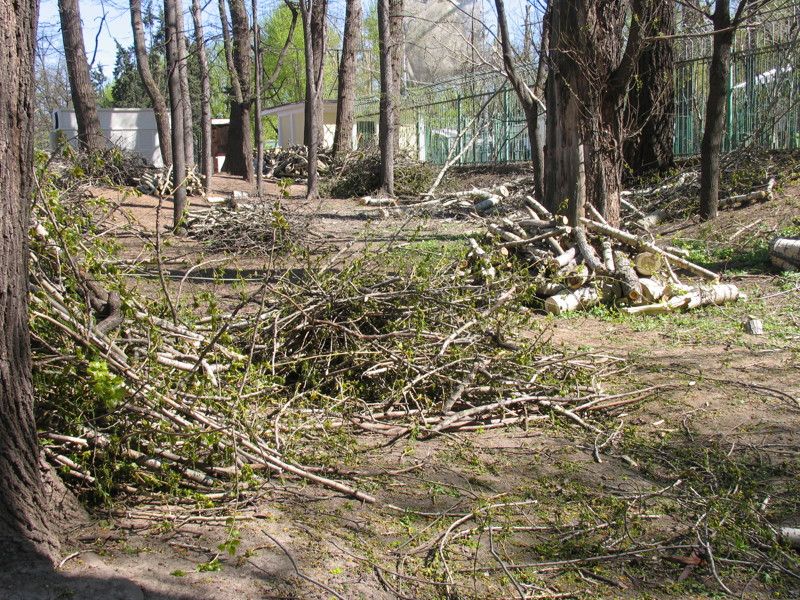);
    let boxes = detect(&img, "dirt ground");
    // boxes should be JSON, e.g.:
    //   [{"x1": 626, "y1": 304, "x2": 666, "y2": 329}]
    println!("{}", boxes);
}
[{"x1": 11, "y1": 171, "x2": 800, "y2": 599}]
